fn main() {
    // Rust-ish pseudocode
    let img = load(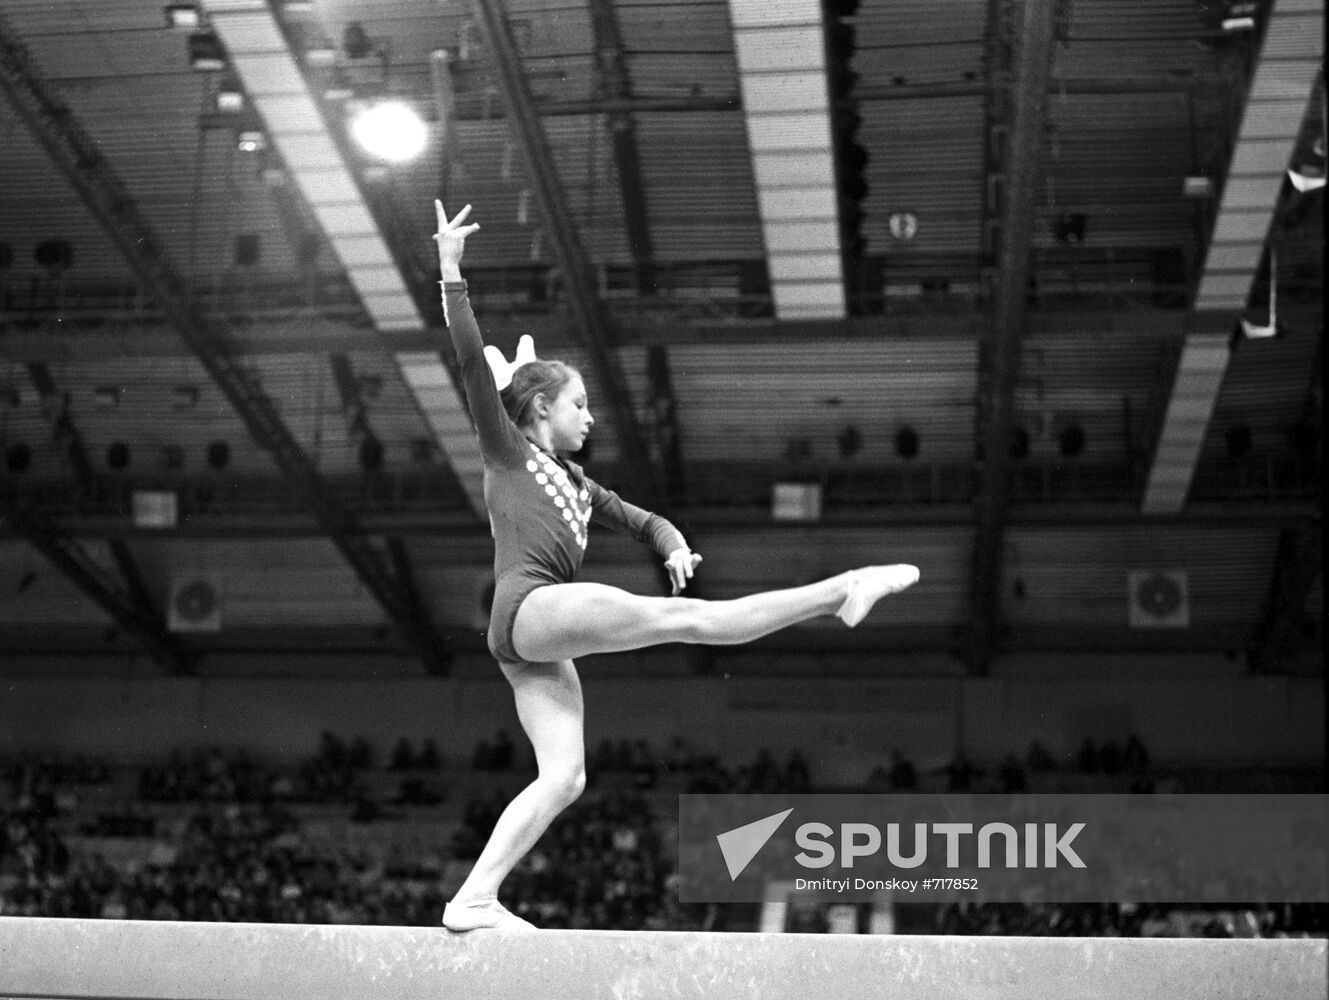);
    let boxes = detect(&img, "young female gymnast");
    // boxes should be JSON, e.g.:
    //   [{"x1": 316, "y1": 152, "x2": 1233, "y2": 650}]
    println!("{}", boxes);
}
[{"x1": 434, "y1": 200, "x2": 919, "y2": 931}]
